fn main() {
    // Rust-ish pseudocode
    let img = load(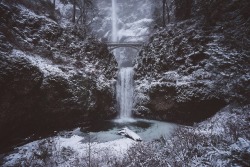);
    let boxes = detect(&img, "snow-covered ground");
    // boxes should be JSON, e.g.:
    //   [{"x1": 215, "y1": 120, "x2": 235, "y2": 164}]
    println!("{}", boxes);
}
[
  {"x1": 3, "y1": 135, "x2": 134, "y2": 167},
  {"x1": 2, "y1": 119, "x2": 176, "y2": 166}
]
